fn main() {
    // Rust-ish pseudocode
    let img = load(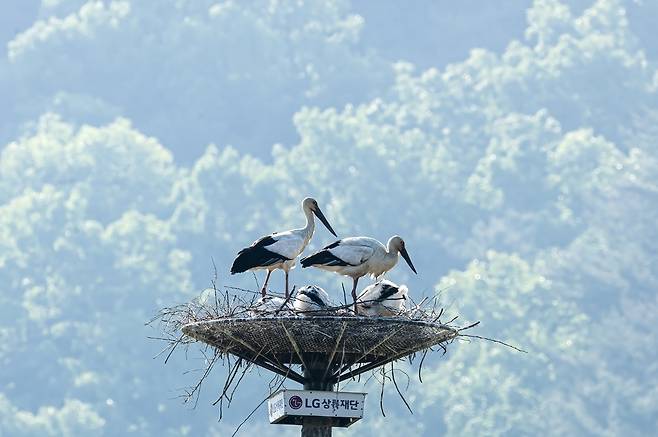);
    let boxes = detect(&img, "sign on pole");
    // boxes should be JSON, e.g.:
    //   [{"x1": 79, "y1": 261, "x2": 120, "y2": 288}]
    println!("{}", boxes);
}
[{"x1": 268, "y1": 389, "x2": 366, "y2": 427}]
